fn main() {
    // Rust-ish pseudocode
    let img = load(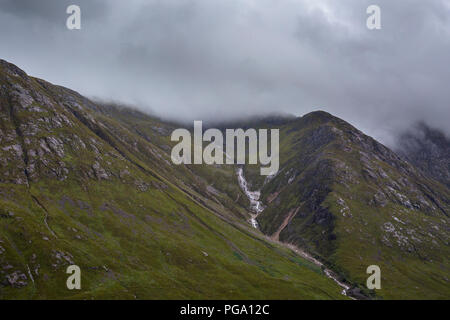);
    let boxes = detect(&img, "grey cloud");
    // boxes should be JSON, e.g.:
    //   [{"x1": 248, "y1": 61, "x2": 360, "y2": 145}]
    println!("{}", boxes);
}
[
  {"x1": 0, "y1": 0, "x2": 449, "y2": 145},
  {"x1": 0, "y1": 0, "x2": 108, "y2": 22}
]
